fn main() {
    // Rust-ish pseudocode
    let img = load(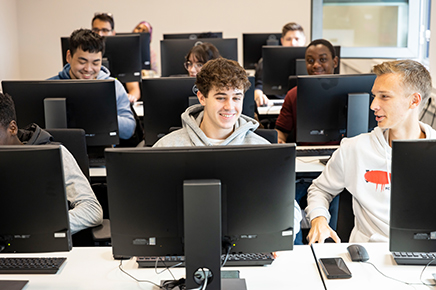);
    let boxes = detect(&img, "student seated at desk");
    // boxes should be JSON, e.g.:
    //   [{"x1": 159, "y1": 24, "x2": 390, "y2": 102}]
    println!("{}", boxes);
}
[
  {"x1": 132, "y1": 20, "x2": 158, "y2": 76},
  {"x1": 254, "y1": 22, "x2": 306, "y2": 107},
  {"x1": 153, "y1": 58, "x2": 302, "y2": 240},
  {"x1": 0, "y1": 92, "x2": 103, "y2": 234},
  {"x1": 49, "y1": 28, "x2": 136, "y2": 141},
  {"x1": 184, "y1": 42, "x2": 221, "y2": 77},
  {"x1": 306, "y1": 60, "x2": 436, "y2": 244}
]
